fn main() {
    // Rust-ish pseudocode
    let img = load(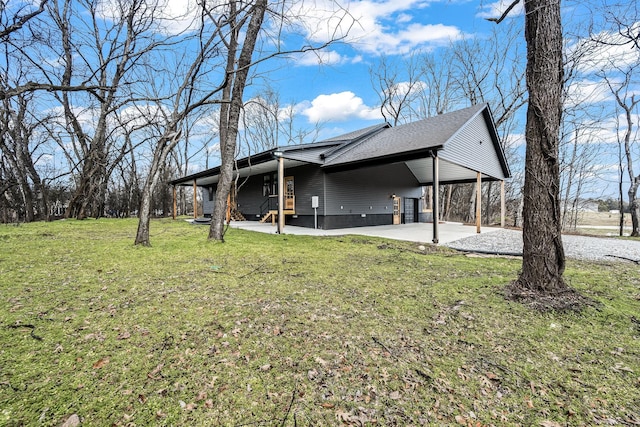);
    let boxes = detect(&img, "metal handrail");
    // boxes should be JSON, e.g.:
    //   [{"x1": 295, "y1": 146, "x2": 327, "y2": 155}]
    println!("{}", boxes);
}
[{"x1": 260, "y1": 195, "x2": 278, "y2": 216}]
